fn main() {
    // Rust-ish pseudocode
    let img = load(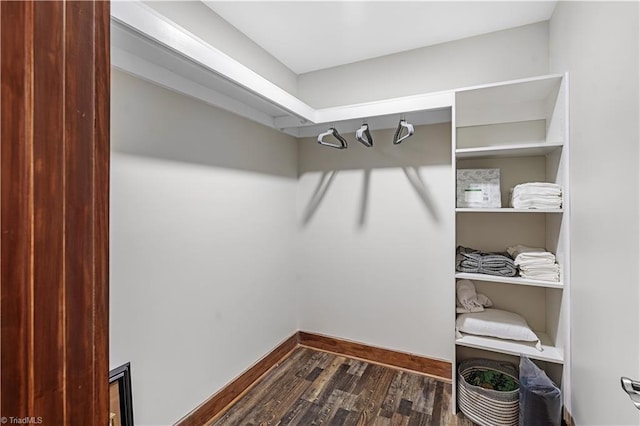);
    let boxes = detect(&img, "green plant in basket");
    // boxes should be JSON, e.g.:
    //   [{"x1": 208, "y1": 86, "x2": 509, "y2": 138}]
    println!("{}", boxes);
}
[{"x1": 468, "y1": 369, "x2": 518, "y2": 392}]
